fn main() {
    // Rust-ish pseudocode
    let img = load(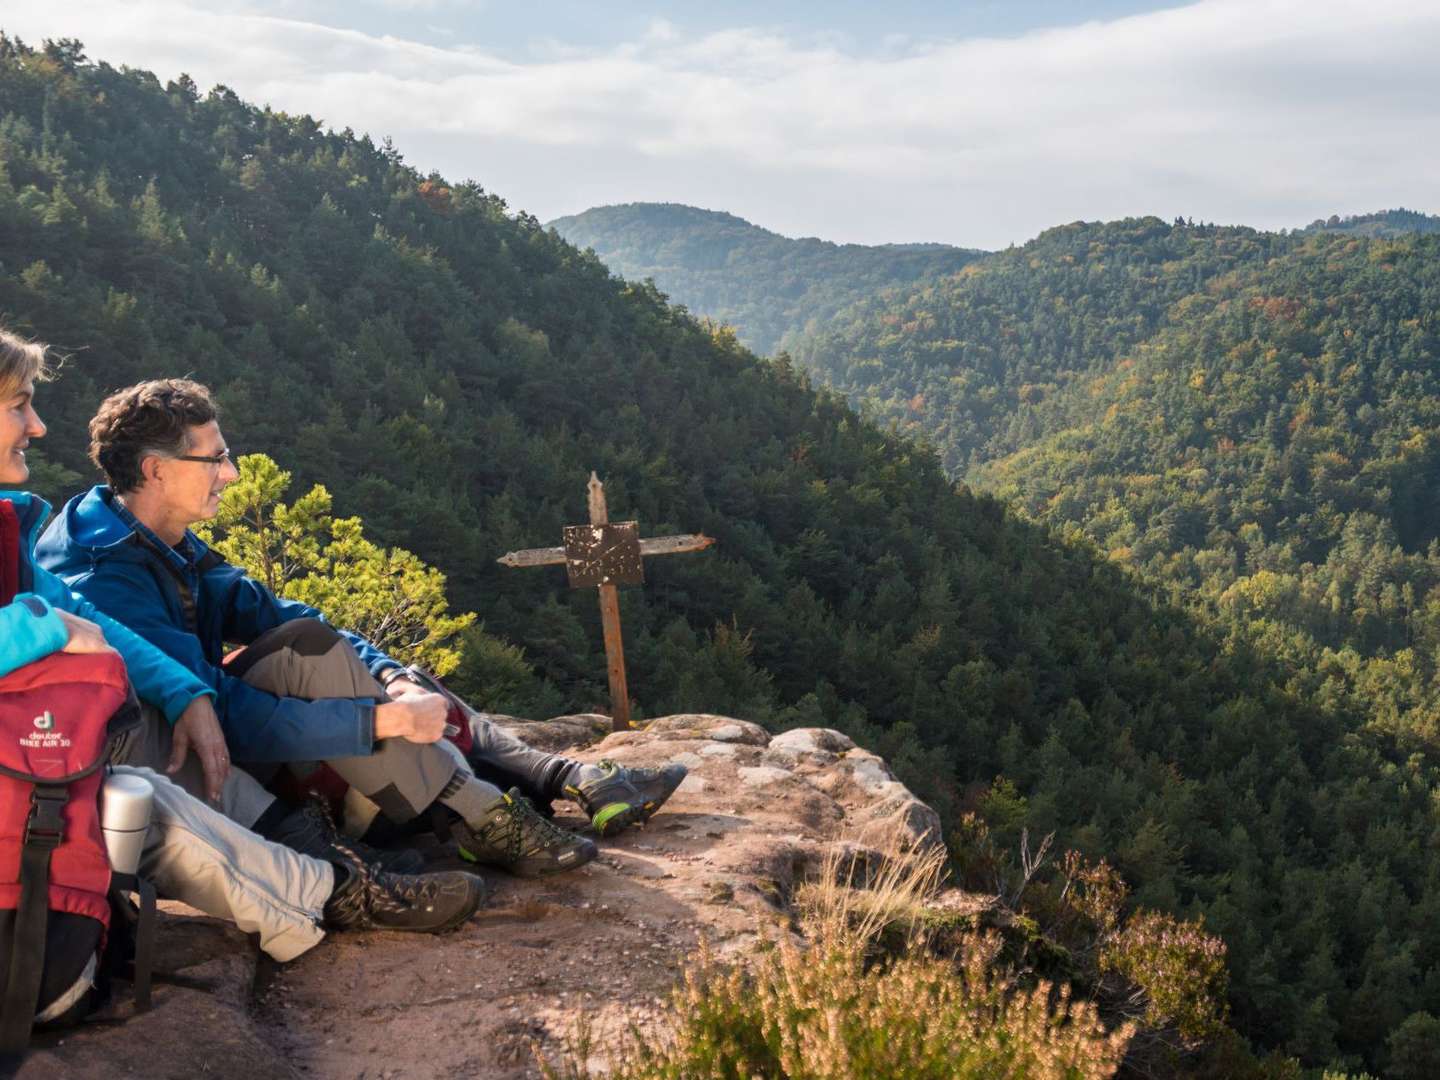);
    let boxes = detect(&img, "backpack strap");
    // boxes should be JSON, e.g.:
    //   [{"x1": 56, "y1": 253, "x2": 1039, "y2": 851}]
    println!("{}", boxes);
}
[
  {"x1": 0, "y1": 500, "x2": 20, "y2": 607},
  {"x1": 0, "y1": 783, "x2": 68, "y2": 1057},
  {"x1": 132, "y1": 878, "x2": 155, "y2": 1014},
  {"x1": 108, "y1": 872, "x2": 156, "y2": 1014}
]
